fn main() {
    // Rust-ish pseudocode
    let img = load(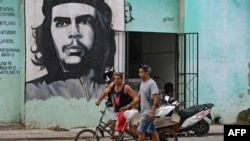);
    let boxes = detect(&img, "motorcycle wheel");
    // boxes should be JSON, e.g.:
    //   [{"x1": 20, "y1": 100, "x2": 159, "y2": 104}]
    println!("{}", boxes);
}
[{"x1": 192, "y1": 119, "x2": 210, "y2": 137}]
